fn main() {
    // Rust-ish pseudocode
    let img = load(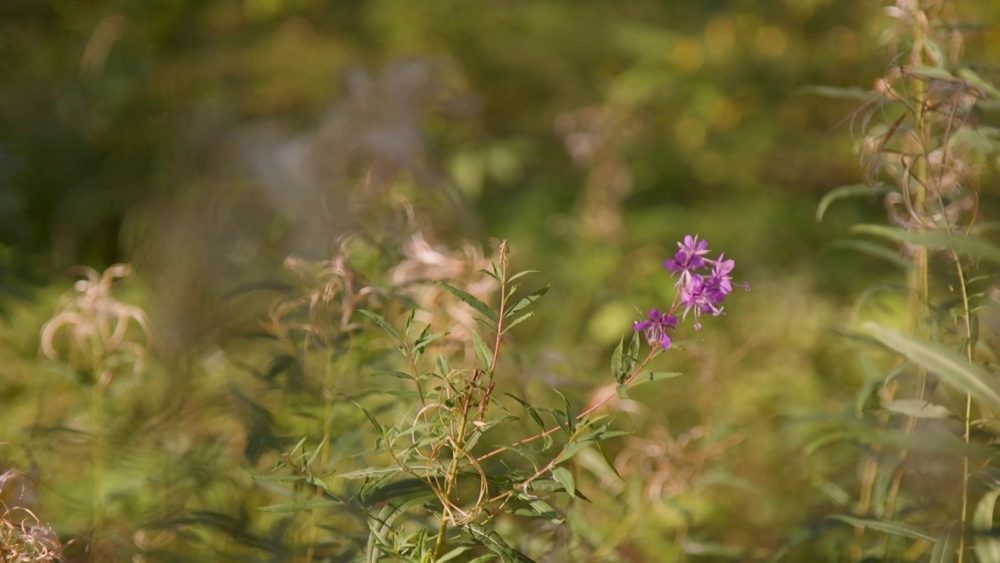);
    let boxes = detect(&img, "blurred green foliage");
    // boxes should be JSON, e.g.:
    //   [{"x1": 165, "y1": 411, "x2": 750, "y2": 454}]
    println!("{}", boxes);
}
[{"x1": 1, "y1": 0, "x2": 999, "y2": 561}]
